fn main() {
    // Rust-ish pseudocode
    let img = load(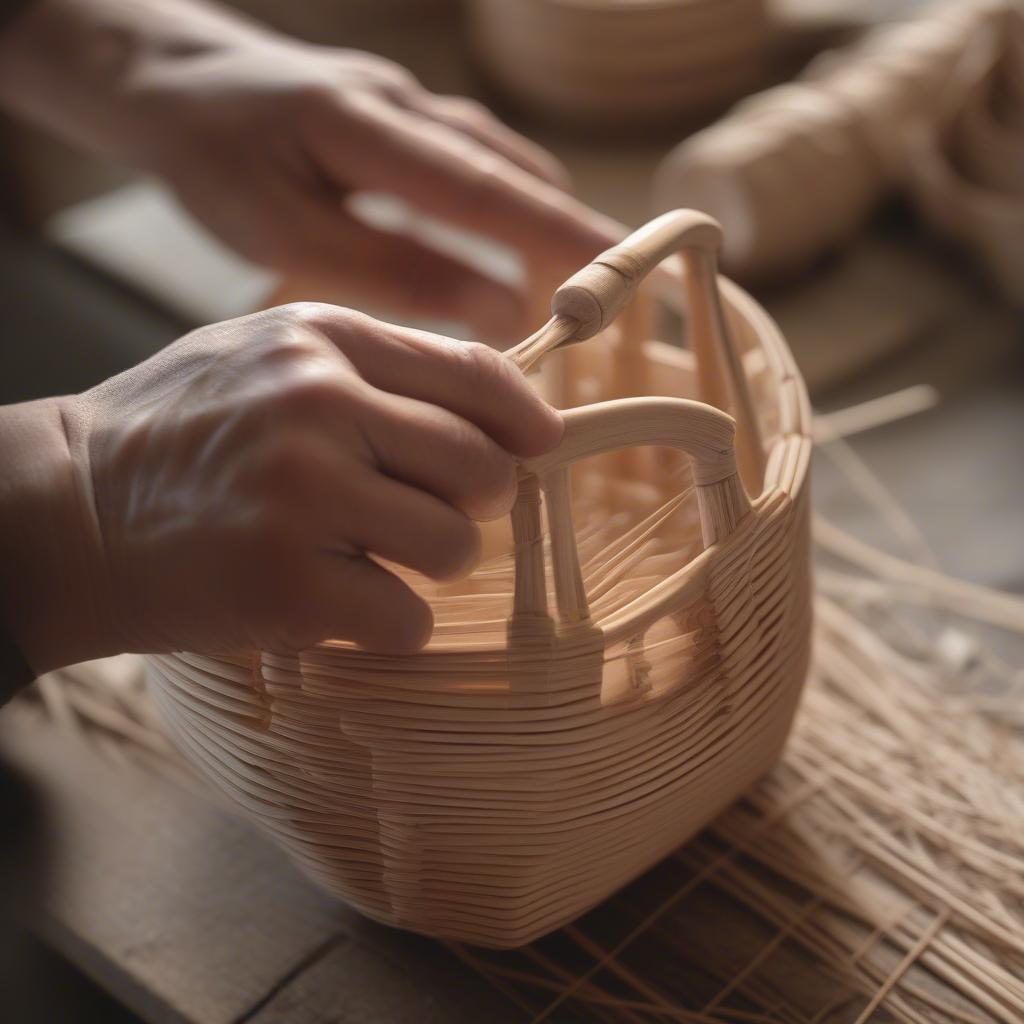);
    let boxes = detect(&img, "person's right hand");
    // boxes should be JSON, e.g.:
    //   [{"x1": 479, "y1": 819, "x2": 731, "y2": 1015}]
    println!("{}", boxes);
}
[{"x1": 46, "y1": 303, "x2": 562, "y2": 665}]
